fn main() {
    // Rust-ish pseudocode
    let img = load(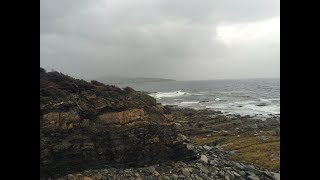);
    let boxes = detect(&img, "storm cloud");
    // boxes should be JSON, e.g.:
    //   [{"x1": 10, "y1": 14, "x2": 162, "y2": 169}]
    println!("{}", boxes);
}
[{"x1": 40, "y1": 0, "x2": 280, "y2": 80}]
